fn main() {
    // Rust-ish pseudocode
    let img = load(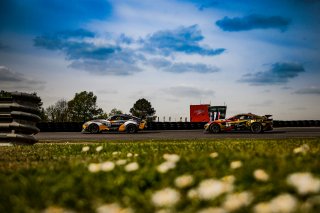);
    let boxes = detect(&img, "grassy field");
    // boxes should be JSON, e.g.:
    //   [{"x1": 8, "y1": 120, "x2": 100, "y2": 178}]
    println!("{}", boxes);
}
[{"x1": 1, "y1": 138, "x2": 320, "y2": 213}]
